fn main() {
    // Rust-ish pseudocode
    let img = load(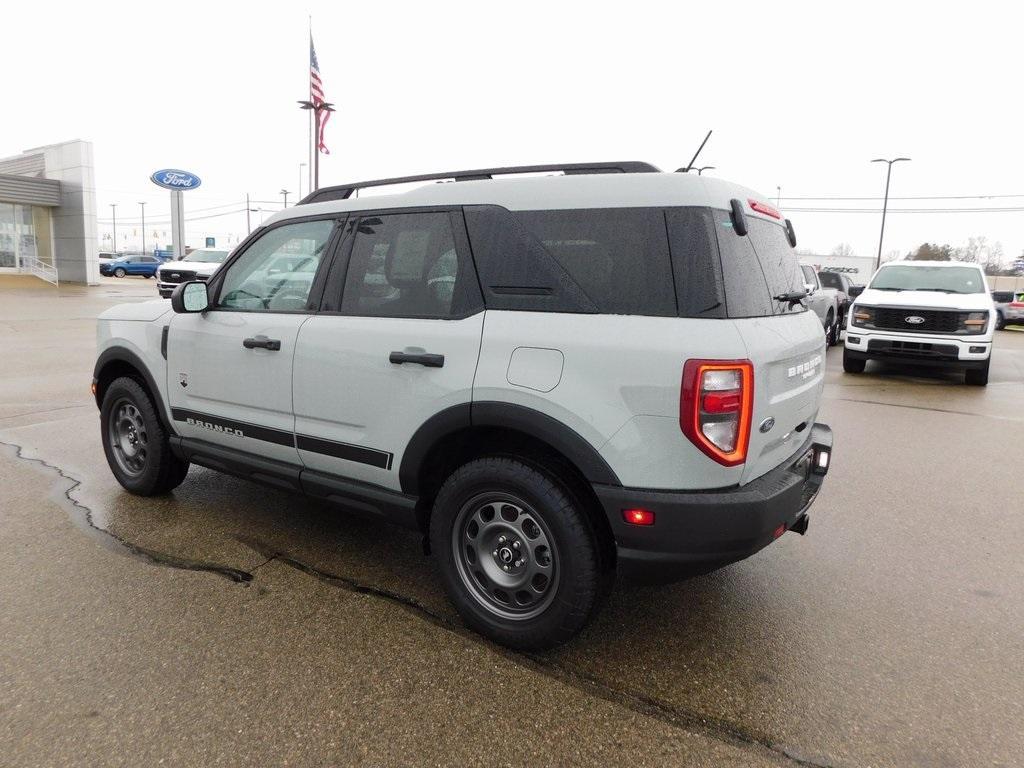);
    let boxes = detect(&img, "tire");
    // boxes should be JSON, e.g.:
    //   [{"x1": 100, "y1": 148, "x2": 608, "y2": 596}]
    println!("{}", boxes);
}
[
  {"x1": 965, "y1": 360, "x2": 990, "y2": 386},
  {"x1": 843, "y1": 347, "x2": 866, "y2": 373},
  {"x1": 996, "y1": 312, "x2": 1005, "y2": 331},
  {"x1": 825, "y1": 310, "x2": 838, "y2": 347},
  {"x1": 429, "y1": 456, "x2": 603, "y2": 650},
  {"x1": 143, "y1": 274, "x2": 153, "y2": 279},
  {"x1": 113, "y1": 268, "x2": 126, "y2": 278},
  {"x1": 100, "y1": 376, "x2": 189, "y2": 495}
]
